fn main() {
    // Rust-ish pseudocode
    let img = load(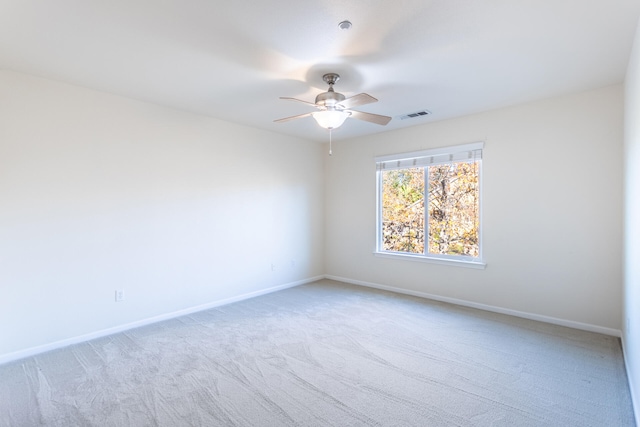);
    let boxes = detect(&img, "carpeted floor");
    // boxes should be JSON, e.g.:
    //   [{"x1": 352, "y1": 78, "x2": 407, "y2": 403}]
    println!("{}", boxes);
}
[{"x1": 0, "y1": 279, "x2": 635, "y2": 426}]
